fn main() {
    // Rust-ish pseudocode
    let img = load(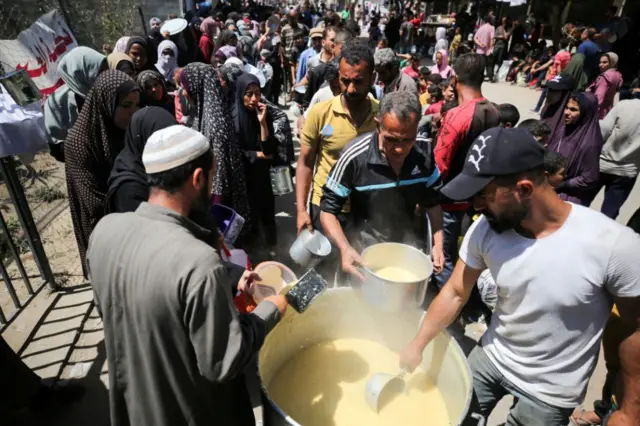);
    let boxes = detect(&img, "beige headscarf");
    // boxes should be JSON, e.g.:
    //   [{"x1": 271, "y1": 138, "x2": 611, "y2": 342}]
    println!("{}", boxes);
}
[
  {"x1": 604, "y1": 52, "x2": 619, "y2": 68},
  {"x1": 107, "y1": 52, "x2": 133, "y2": 71}
]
